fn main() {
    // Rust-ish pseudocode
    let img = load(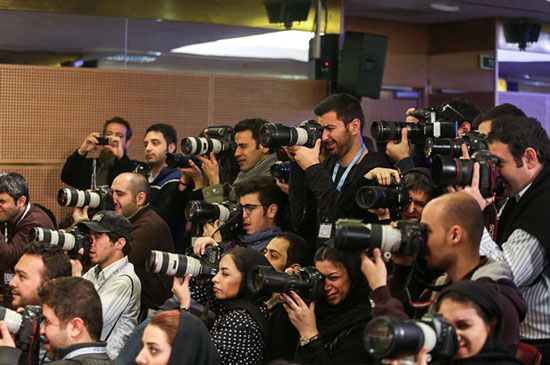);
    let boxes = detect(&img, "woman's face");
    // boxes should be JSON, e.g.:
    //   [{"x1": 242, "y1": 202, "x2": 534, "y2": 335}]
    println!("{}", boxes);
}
[
  {"x1": 315, "y1": 260, "x2": 351, "y2": 306},
  {"x1": 438, "y1": 299, "x2": 491, "y2": 359},
  {"x1": 135, "y1": 324, "x2": 172, "y2": 365},
  {"x1": 211, "y1": 254, "x2": 242, "y2": 299}
]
